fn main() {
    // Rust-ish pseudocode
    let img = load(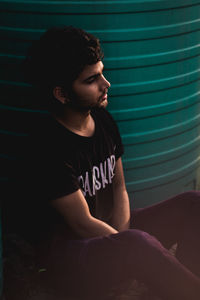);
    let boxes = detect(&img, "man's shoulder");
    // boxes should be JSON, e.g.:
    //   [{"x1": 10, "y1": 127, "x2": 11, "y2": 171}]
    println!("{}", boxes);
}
[
  {"x1": 30, "y1": 113, "x2": 71, "y2": 144},
  {"x1": 28, "y1": 113, "x2": 71, "y2": 159}
]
